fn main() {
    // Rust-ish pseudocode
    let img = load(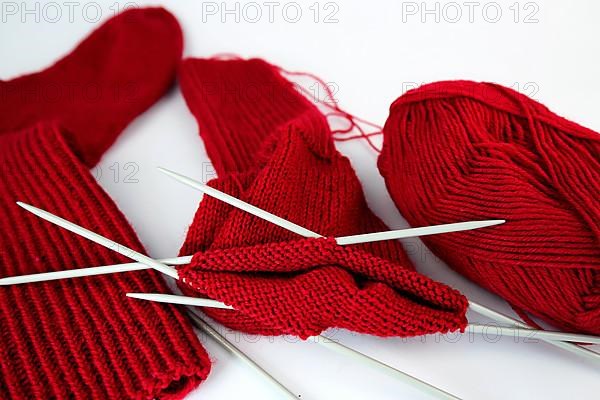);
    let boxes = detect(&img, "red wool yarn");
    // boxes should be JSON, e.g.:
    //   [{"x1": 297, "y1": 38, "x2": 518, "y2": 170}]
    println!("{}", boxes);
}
[
  {"x1": 177, "y1": 58, "x2": 469, "y2": 339},
  {"x1": 0, "y1": 9, "x2": 211, "y2": 399},
  {"x1": 379, "y1": 80, "x2": 600, "y2": 335}
]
